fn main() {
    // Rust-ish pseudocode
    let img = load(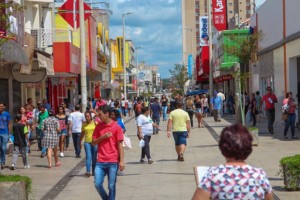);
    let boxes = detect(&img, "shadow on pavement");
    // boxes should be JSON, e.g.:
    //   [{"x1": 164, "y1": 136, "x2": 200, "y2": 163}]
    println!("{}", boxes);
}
[
  {"x1": 191, "y1": 144, "x2": 218, "y2": 148},
  {"x1": 126, "y1": 161, "x2": 146, "y2": 165},
  {"x1": 154, "y1": 172, "x2": 194, "y2": 176},
  {"x1": 155, "y1": 159, "x2": 178, "y2": 162}
]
